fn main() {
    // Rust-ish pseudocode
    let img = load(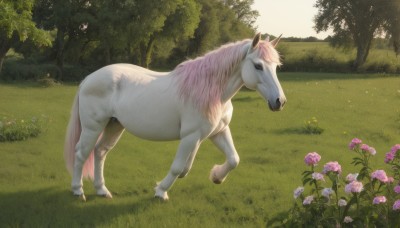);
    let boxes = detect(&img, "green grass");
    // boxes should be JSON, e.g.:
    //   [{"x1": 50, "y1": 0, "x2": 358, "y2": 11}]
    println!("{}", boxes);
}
[
  {"x1": 0, "y1": 73, "x2": 399, "y2": 227},
  {"x1": 278, "y1": 42, "x2": 400, "y2": 73}
]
